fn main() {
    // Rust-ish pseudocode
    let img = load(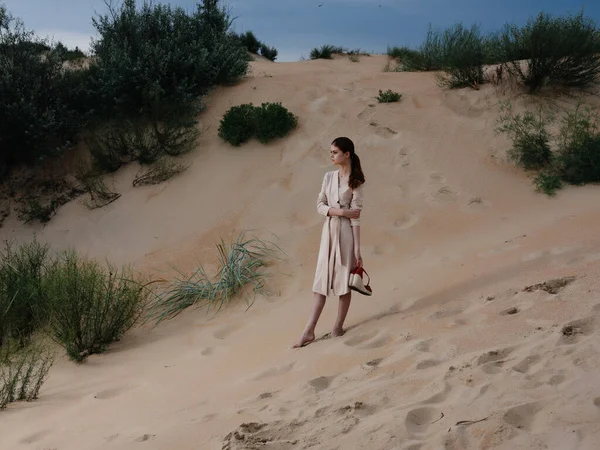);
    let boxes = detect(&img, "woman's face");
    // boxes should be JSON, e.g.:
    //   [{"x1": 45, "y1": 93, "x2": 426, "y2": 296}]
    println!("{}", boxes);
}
[{"x1": 330, "y1": 145, "x2": 349, "y2": 166}]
